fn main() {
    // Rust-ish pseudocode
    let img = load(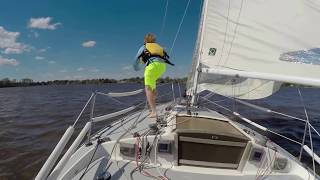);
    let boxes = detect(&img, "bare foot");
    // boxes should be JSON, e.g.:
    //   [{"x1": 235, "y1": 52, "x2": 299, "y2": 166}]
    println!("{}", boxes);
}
[{"x1": 148, "y1": 112, "x2": 157, "y2": 118}]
